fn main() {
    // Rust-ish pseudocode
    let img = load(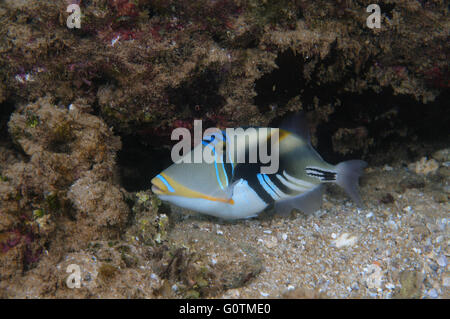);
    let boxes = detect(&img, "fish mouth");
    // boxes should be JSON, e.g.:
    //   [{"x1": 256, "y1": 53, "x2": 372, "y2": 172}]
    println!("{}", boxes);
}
[
  {"x1": 151, "y1": 184, "x2": 164, "y2": 195},
  {"x1": 151, "y1": 176, "x2": 169, "y2": 195}
]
